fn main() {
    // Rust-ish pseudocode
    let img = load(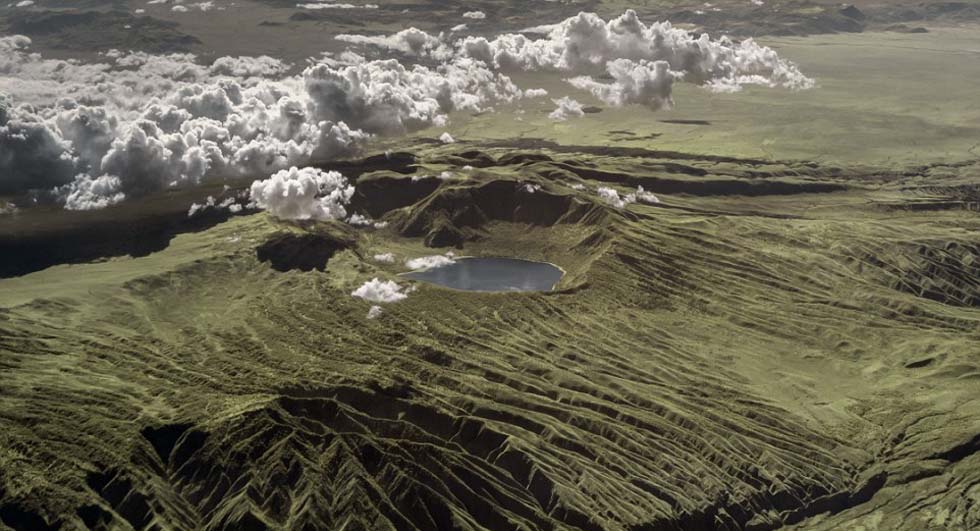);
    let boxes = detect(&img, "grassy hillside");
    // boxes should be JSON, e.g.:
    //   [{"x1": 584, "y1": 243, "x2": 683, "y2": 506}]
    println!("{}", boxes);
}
[{"x1": 1, "y1": 139, "x2": 978, "y2": 530}]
